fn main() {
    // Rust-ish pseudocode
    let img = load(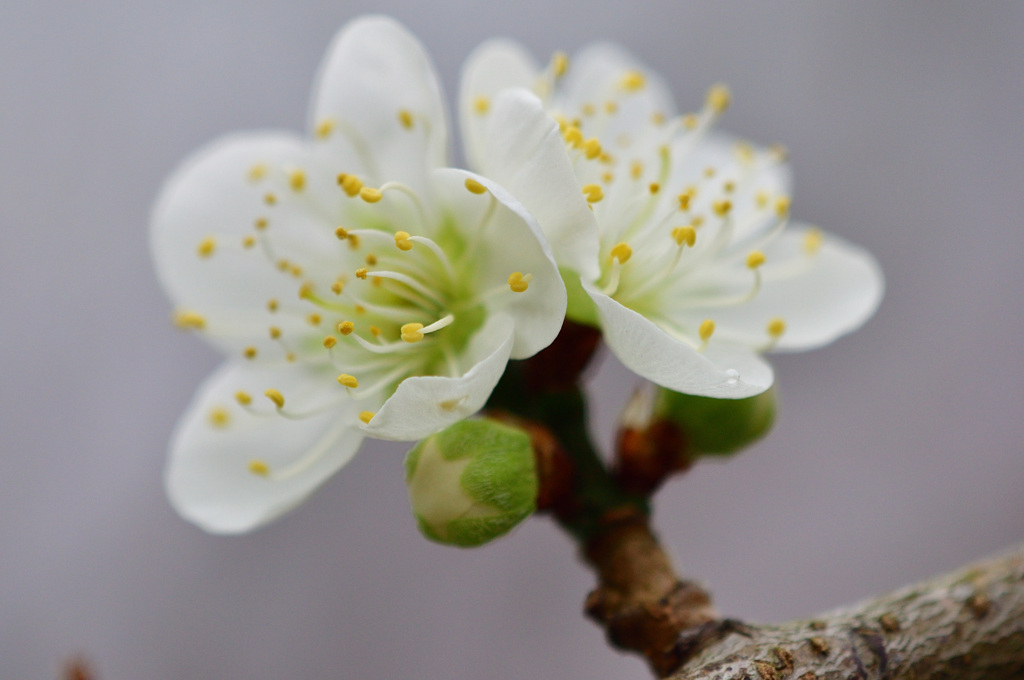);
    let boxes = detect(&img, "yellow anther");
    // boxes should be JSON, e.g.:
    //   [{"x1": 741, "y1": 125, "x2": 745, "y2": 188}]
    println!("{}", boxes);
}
[
  {"x1": 699, "y1": 319, "x2": 716, "y2": 343},
  {"x1": 247, "y1": 164, "x2": 267, "y2": 182},
  {"x1": 330, "y1": 281, "x2": 344, "y2": 295},
  {"x1": 473, "y1": 95, "x2": 490, "y2": 115},
  {"x1": 197, "y1": 236, "x2": 216, "y2": 258},
  {"x1": 248, "y1": 460, "x2": 270, "y2": 477},
  {"x1": 235, "y1": 391, "x2": 252, "y2": 406},
  {"x1": 610, "y1": 242, "x2": 633, "y2": 264},
  {"x1": 243, "y1": 346, "x2": 257, "y2": 360},
  {"x1": 298, "y1": 282, "x2": 314, "y2": 299},
  {"x1": 803, "y1": 228, "x2": 824, "y2": 254},
  {"x1": 583, "y1": 138, "x2": 602, "y2": 160},
  {"x1": 208, "y1": 407, "x2": 231, "y2": 428},
  {"x1": 620, "y1": 70, "x2": 646, "y2": 91},
  {"x1": 602, "y1": 172, "x2": 614, "y2": 184},
  {"x1": 630, "y1": 161, "x2": 644, "y2": 179},
  {"x1": 692, "y1": 215, "x2": 705, "y2": 227},
  {"x1": 678, "y1": 188, "x2": 696, "y2": 211},
  {"x1": 337, "y1": 321, "x2": 355, "y2": 336},
  {"x1": 552, "y1": 51, "x2": 569, "y2": 77},
  {"x1": 365, "y1": 254, "x2": 377, "y2": 266},
  {"x1": 307, "y1": 313, "x2": 321, "y2": 326},
  {"x1": 323, "y1": 336, "x2": 337, "y2": 349},
  {"x1": 334, "y1": 226, "x2": 349, "y2": 240},
  {"x1": 288, "y1": 168, "x2": 306, "y2": 192},
  {"x1": 173, "y1": 310, "x2": 206, "y2": 330},
  {"x1": 401, "y1": 322, "x2": 425, "y2": 343},
  {"x1": 369, "y1": 325, "x2": 382, "y2": 337},
  {"x1": 563, "y1": 125, "x2": 583, "y2": 148},
  {"x1": 241, "y1": 235, "x2": 256, "y2": 249},
  {"x1": 359, "y1": 187, "x2": 383, "y2": 203},
  {"x1": 746, "y1": 251, "x2": 767, "y2": 269},
  {"x1": 268, "y1": 326, "x2": 281, "y2": 339},
  {"x1": 315, "y1": 118, "x2": 335, "y2": 139},
  {"x1": 289, "y1": 264, "x2": 303, "y2": 278},
  {"x1": 581, "y1": 103, "x2": 596, "y2": 117},
  {"x1": 359, "y1": 411, "x2": 375, "y2": 424},
  {"x1": 735, "y1": 142, "x2": 755, "y2": 163},
  {"x1": 266, "y1": 298, "x2": 279, "y2": 312},
  {"x1": 398, "y1": 109, "x2": 414, "y2": 129},
  {"x1": 769, "y1": 144, "x2": 789, "y2": 161},
  {"x1": 464, "y1": 178, "x2": 488, "y2": 194},
  {"x1": 355, "y1": 268, "x2": 368, "y2": 280},
  {"x1": 337, "y1": 173, "x2": 363, "y2": 196},
  {"x1": 706, "y1": 83, "x2": 731, "y2": 114},
  {"x1": 605, "y1": 101, "x2": 619, "y2": 114},
  {"x1": 507, "y1": 271, "x2": 529, "y2": 293},
  {"x1": 767, "y1": 317, "x2": 787, "y2": 338},
  {"x1": 599, "y1": 151, "x2": 615, "y2": 164},
  {"x1": 337, "y1": 374, "x2": 359, "y2": 388},
  {"x1": 712, "y1": 199, "x2": 732, "y2": 217},
  {"x1": 347, "y1": 233, "x2": 360, "y2": 249},
  {"x1": 264, "y1": 389, "x2": 285, "y2": 409},
  {"x1": 286, "y1": 352, "x2": 296, "y2": 362},
  {"x1": 354, "y1": 305, "x2": 366, "y2": 315},
  {"x1": 682, "y1": 114, "x2": 699, "y2": 130},
  {"x1": 277, "y1": 259, "x2": 290, "y2": 271},
  {"x1": 264, "y1": 192, "x2": 277, "y2": 206},
  {"x1": 393, "y1": 230, "x2": 414, "y2": 251},
  {"x1": 582, "y1": 183, "x2": 604, "y2": 203},
  {"x1": 649, "y1": 182, "x2": 660, "y2": 195},
  {"x1": 671, "y1": 226, "x2": 697, "y2": 247},
  {"x1": 254, "y1": 217, "x2": 268, "y2": 230},
  {"x1": 775, "y1": 195, "x2": 791, "y2": 217},
  {"x1": 755, "y1": 190, "x2": 770, "y2": 209},
  {"x1": 651, "y1": 111, "x2": 666, "y2": 126},
  {"x1": 704, "y1": 167, "x2": 717, "y2": 178},
  {"x1": 723, "y1": 181, "x2": 736, "y2": 194}
]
